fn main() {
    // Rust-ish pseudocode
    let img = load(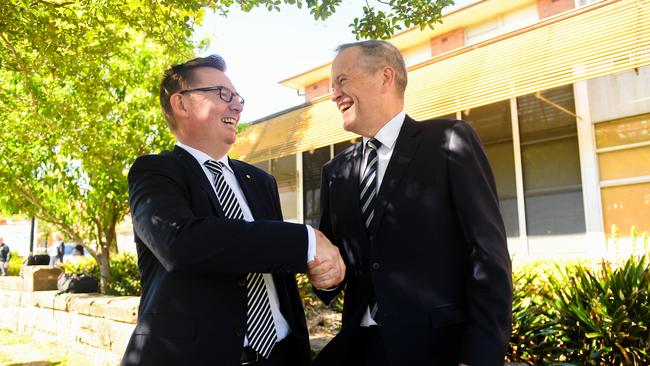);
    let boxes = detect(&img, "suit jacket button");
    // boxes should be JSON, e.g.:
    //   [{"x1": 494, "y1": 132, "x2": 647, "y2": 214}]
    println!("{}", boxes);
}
[
  {"x1": 235, "y1": 326, "x2": 244, "y2": 337},
  {"x1": 372, "y1": 262, "x2": 381, "y2": 270}
]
